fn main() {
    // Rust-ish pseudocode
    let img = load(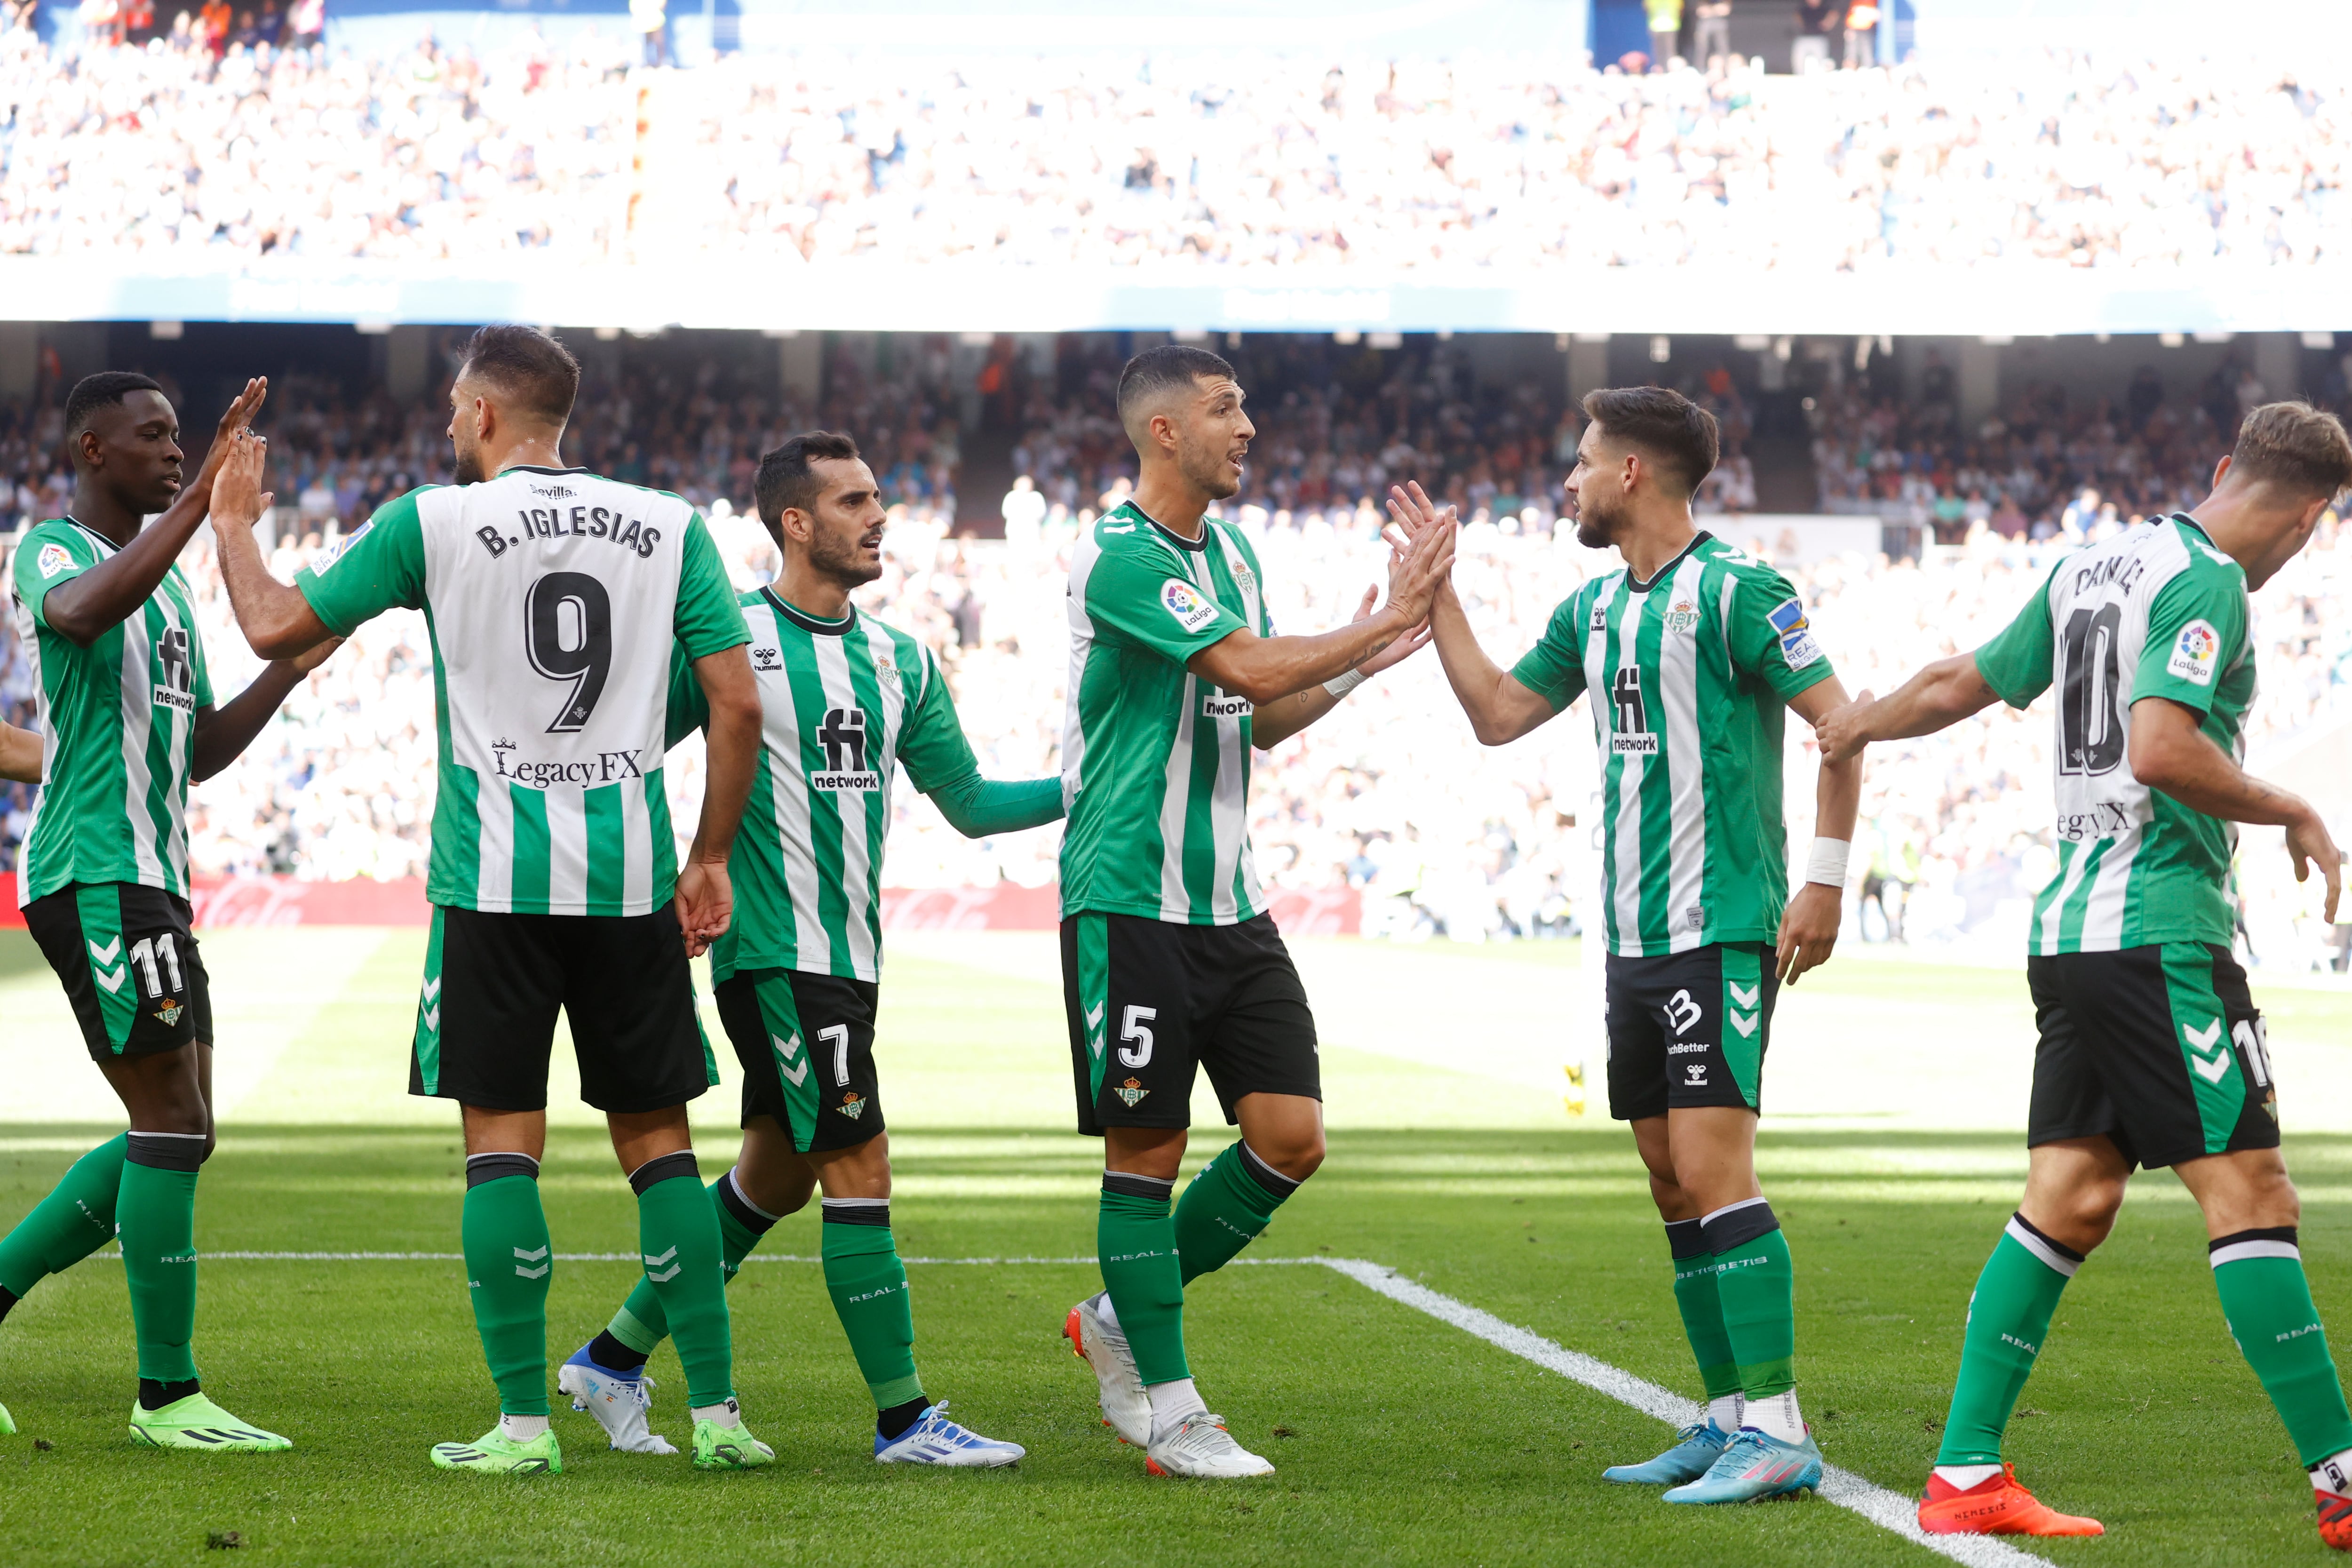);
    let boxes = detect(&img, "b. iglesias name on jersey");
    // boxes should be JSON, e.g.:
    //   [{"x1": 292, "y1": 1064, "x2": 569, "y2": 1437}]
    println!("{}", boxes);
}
[
  {"x1": 1974, "y1": 513, "x2": 2255, "y2": 955},
  {"x1": 1509, "y1": 532, "x2": 1835, "y2": 958},
  {"x1": 294, "y1": 465, "x2": 749, "y2": 919}
]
